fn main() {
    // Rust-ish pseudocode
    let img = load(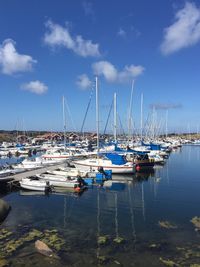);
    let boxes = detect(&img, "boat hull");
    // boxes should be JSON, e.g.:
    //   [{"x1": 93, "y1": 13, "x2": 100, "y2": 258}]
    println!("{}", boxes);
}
[
  {"x1": 20, "y1": 183, "x2": 47, "y2": 191},
  {"x1": 73, "y1": 162, "x2": 135, "y2": 174}
]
